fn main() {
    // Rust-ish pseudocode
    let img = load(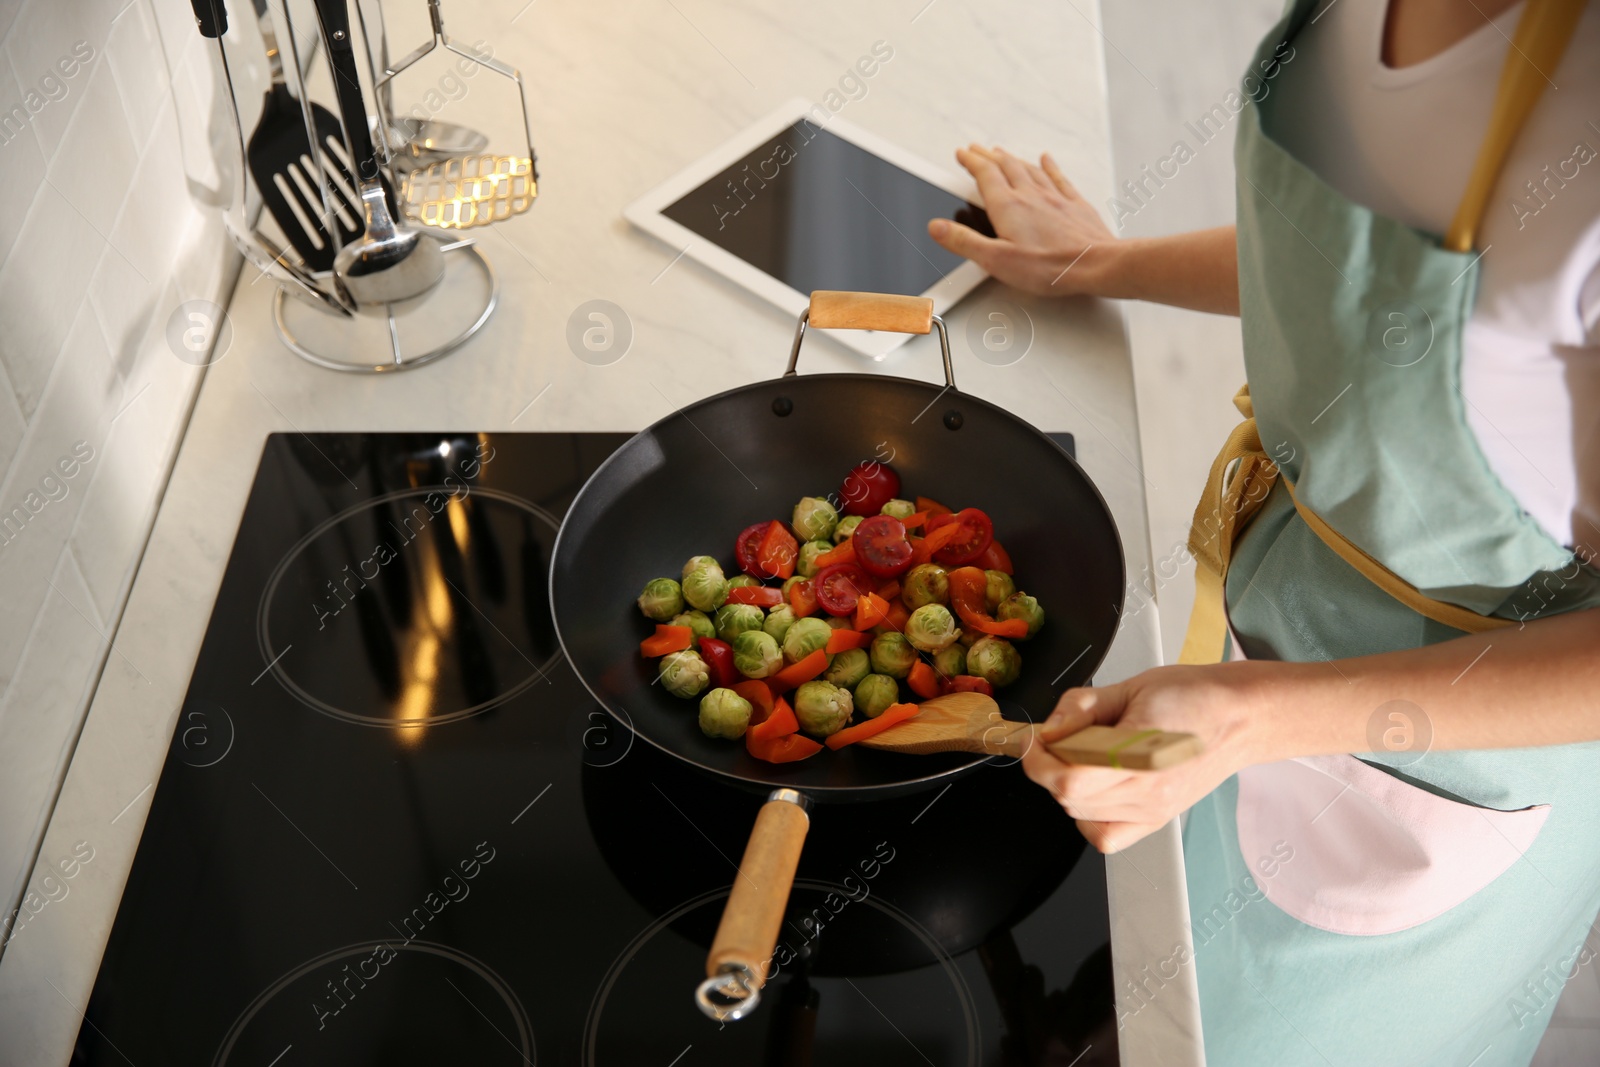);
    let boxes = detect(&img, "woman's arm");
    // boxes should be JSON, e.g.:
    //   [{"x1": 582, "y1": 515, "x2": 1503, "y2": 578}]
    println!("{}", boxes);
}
[
  {"x1": 928, "y1": 145, "x2": 1240, "y2": 315},
  {"x1": 1022, "y1": 608, "x2": 1600, "y2": 853}
]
